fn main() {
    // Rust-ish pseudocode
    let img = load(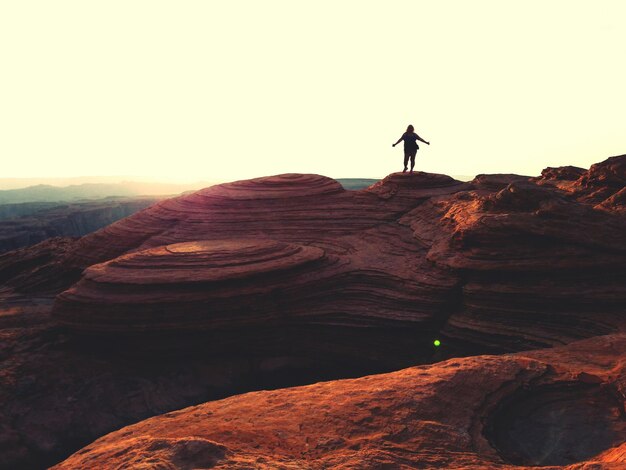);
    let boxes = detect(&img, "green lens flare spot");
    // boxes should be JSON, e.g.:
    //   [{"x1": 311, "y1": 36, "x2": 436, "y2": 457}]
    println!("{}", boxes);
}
[{"x1": 433, "y1": 339, "x2": 441, "y2": 347}]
